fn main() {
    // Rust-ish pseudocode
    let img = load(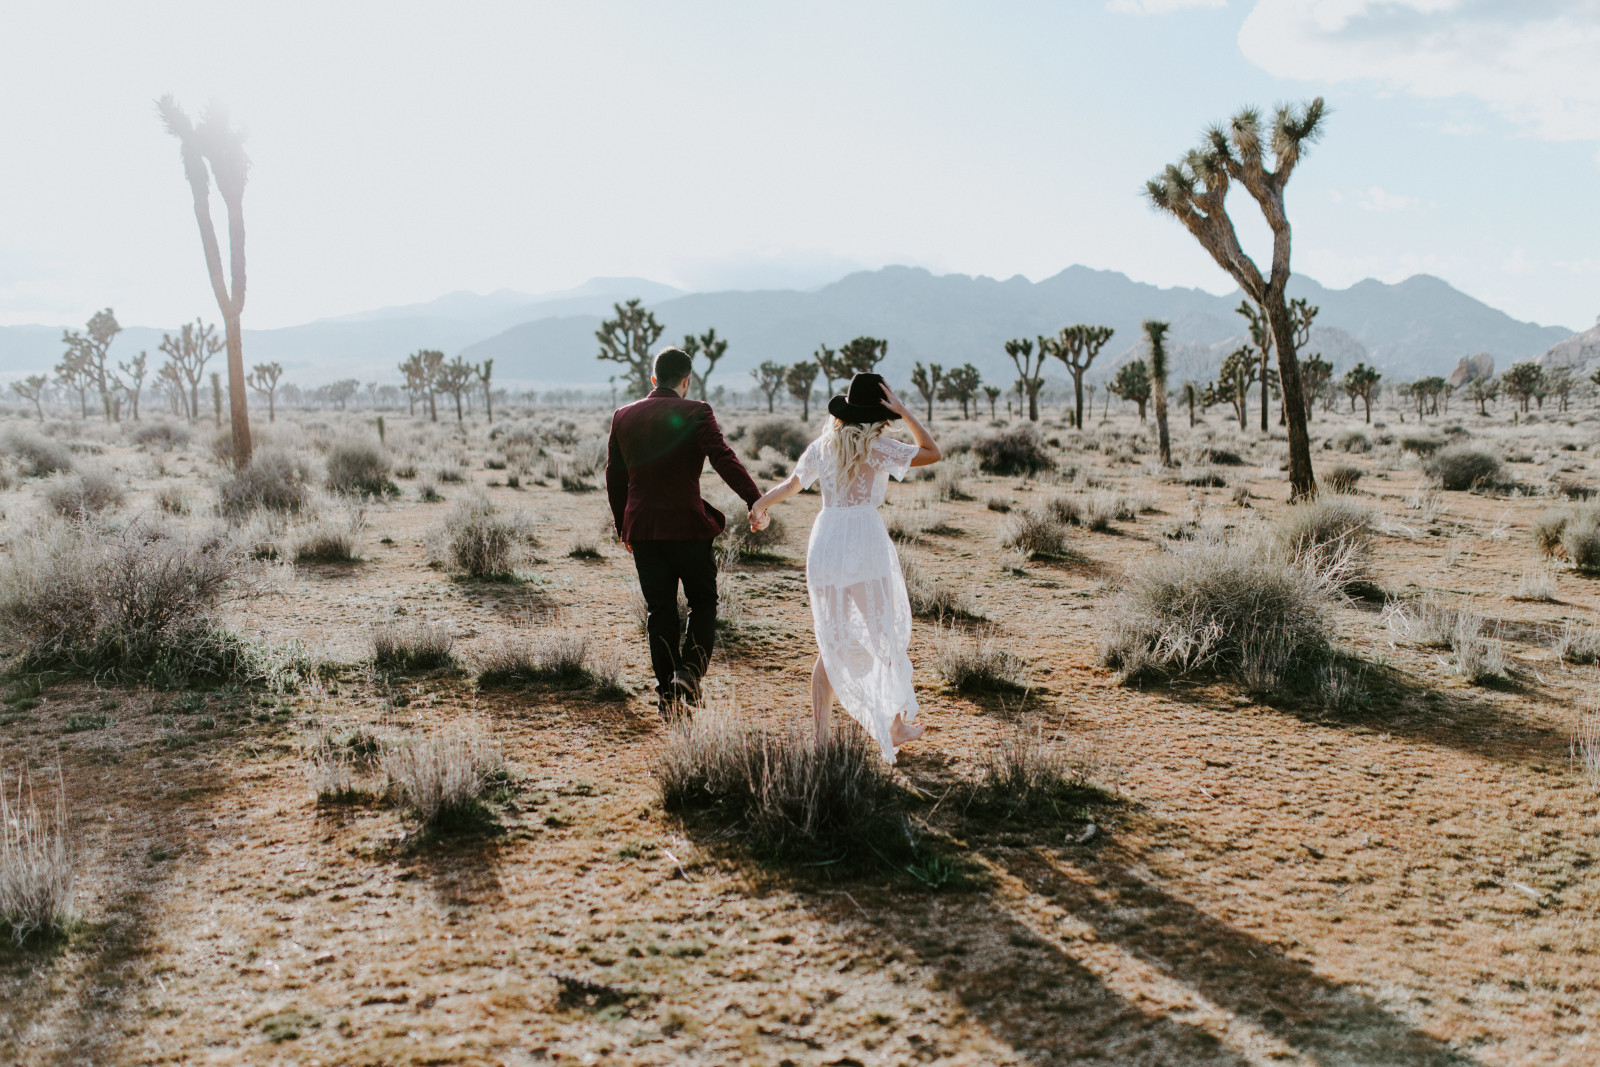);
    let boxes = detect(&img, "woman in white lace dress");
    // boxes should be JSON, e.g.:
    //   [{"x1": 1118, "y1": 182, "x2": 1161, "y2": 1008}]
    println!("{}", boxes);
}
[{"x1": 748, "y1": 373, "x2": 943, "y2": 762}]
